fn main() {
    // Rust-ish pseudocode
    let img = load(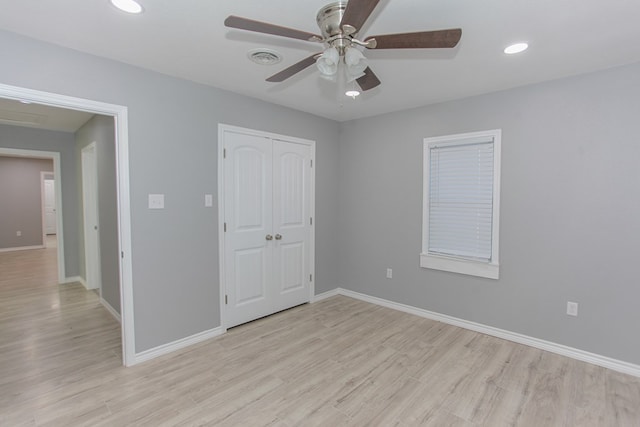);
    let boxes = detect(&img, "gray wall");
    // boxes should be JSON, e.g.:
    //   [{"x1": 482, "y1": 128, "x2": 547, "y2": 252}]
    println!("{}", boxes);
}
[
  {"x1": 76, "y1": 115, "x2": 120, "y2": 313},
  {"x1": 0, "y1": 124, "x2": 79, "y2": 275},
  {"x1": 0, "y1": 156, "x2": 53, "y2": 248},
  {"x1": 0, "y1": 30, "x2": 340, "y2": 352},
  {"x1": 4, "y1": 27, "x2": 637, "y2": 367},
  {"x1": 338, "y1": 62, "x2": 640, "y2": 365}
]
